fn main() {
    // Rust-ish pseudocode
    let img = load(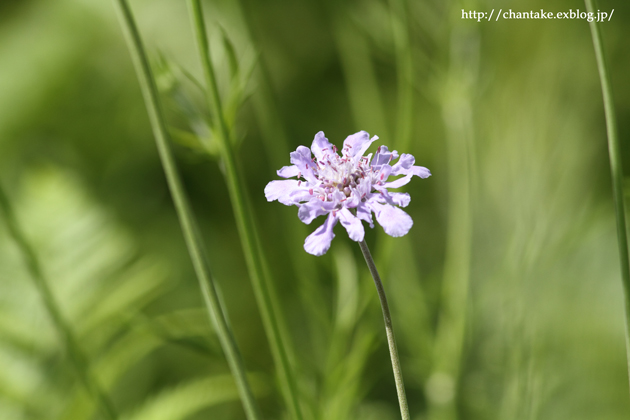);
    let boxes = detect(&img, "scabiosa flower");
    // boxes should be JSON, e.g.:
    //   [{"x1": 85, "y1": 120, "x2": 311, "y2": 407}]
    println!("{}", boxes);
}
[{"x1": 265, "y1": 131, "x2": 431, "y2": 256}]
